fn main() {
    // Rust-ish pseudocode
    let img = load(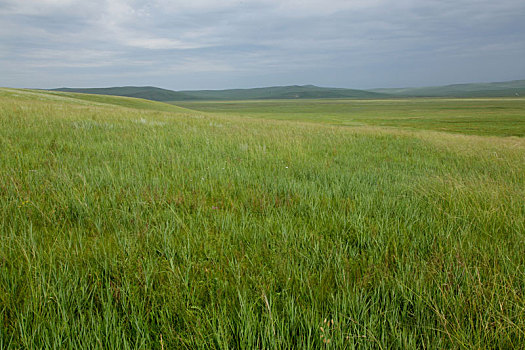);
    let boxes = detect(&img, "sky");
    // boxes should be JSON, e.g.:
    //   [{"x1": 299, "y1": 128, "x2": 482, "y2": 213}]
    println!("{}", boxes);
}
[{"x1": 1, "y1": 0, "x2": 524, "y2": 90}]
